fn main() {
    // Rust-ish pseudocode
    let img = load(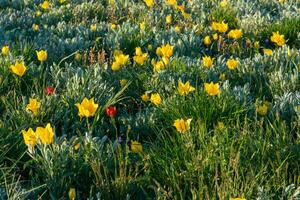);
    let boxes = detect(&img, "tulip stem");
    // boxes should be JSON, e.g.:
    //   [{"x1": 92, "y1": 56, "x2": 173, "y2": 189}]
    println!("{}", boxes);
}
[
  {"x1": 111, "y1": 117, "x2": 118, "y2": 138},
  {"x1": 86, "y1": 118, "x2": 91, "y2": 134}
]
